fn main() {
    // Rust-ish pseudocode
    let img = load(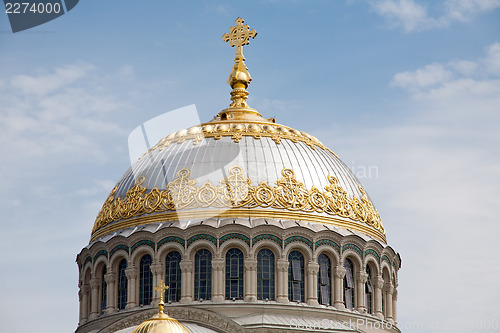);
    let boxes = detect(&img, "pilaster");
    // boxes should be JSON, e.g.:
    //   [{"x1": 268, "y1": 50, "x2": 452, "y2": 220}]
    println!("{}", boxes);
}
[
  {"x1": 244, "y1": 259, "x2": 258, "y2": 302},
  {"x1": 356, "y1": 272, "x2": 368, "y2": 312},
  {"x1": 125, "y1": 267, "x2": 137, "y2": 309},
  {"x1": 374, "y1": 276, "x2": 384, "y2": 319},
  {"x1": 212, "y1": 259, "x2": 225, "y2": 302},
  {"x1": 276, "y1": 259, "x2": 289, "y2": 303},
  {"x1": 104, "y1": 271, "x2": 116, "y2": 314},
  {"x1": 179, "y1": 260, "x2": 193, "y2": 303},
  {"x1": 333, "y1": 266, "x2": 346, "y2": 309},
  {"x1": 306, "y1": 262, "x2": 320, "y2": 306},
  {"x1": 89, "y1": 278, "x2": 100, "y2": 319}
]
